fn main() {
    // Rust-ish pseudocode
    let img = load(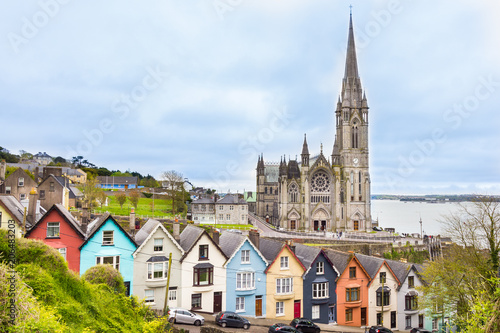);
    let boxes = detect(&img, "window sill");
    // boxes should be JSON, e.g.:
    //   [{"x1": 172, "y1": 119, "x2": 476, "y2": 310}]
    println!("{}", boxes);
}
[
  {"x1": 102, "y1": 244, "x2": 115, "y2": 246},
  {"x1": 46, "y1": 237, "x2": 61, "y2": 239},
  {"x1": 198, "y1": 258, "x2": 209, "y2": 261}
]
